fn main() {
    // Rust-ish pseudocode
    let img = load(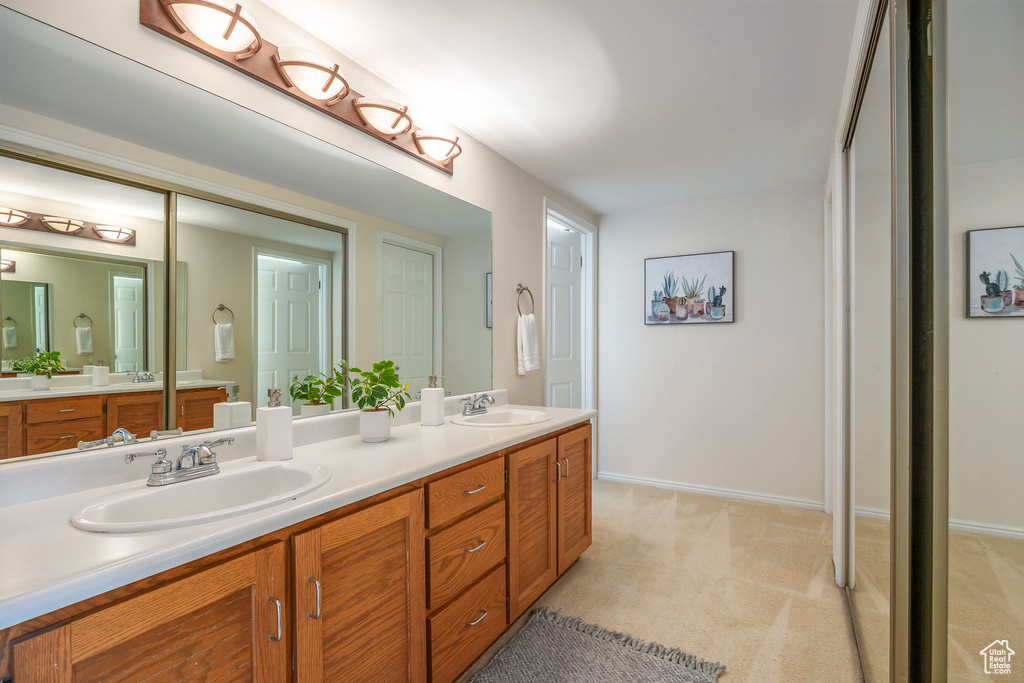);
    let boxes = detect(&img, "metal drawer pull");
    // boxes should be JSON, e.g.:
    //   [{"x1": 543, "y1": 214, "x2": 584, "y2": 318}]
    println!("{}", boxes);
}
[
  {"x1": 308, "y1": 578, "x2": 321, "y2": 620},
  {"x1": 59, "y1": 434, "x2": 76, "y2": 440},
  {"x1": 465, "y1": 540, "x2": 486, "y2": 553},
  {"x1": 562, "y1": 457, "x2": 570, "y2": 478},
  {"x1": 554, "y1": 461, "x2": 562, "y2": 483},
  {"x1": 58, "y1": 408, "x2": 75, "y2": 413},
  {"x1": 465, "y1": 610, "x2": 487, "y2": 626},
  {"x1": 269, "y1": 597, "x2": 282, "y2": 642},
  {"x1": 464, "y1": 484, "x2": 486, "y2": 495}
]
